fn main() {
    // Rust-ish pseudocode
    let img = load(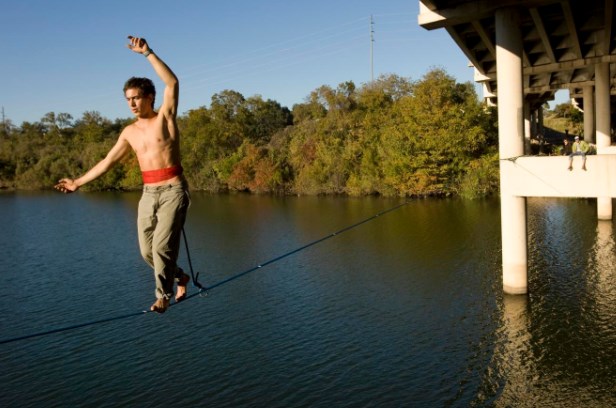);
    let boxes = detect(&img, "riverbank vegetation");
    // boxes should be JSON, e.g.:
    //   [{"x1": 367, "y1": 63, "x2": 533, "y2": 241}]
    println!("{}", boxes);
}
[{"x1": 0, "y1": 68, "x2": 500, "y2": 198}]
